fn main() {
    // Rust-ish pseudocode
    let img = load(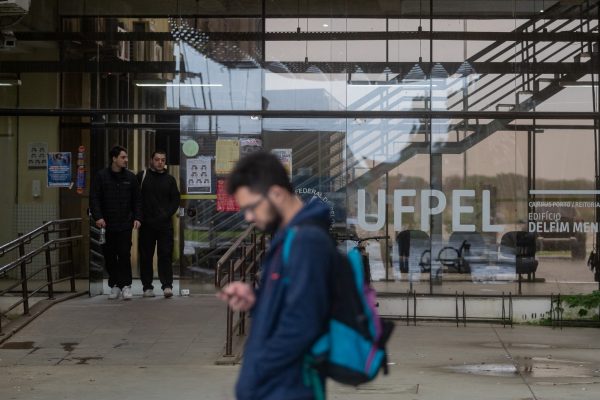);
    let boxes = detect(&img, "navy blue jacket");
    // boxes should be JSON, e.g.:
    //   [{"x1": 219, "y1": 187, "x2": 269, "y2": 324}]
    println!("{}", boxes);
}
[{"x1": 236, "y1": 199, "x2": 335, "y2": 400}]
